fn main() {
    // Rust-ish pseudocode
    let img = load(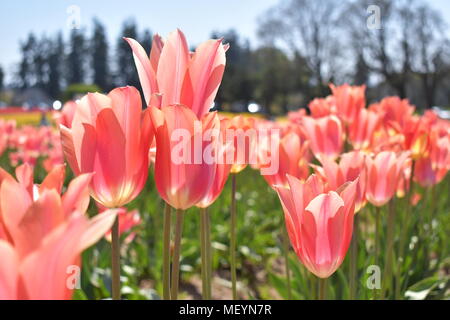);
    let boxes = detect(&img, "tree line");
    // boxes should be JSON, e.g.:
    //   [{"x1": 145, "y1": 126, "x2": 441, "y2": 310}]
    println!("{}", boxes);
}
[{"x1": 2, "y1": 0, "x2": 450, "y2": 115}]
